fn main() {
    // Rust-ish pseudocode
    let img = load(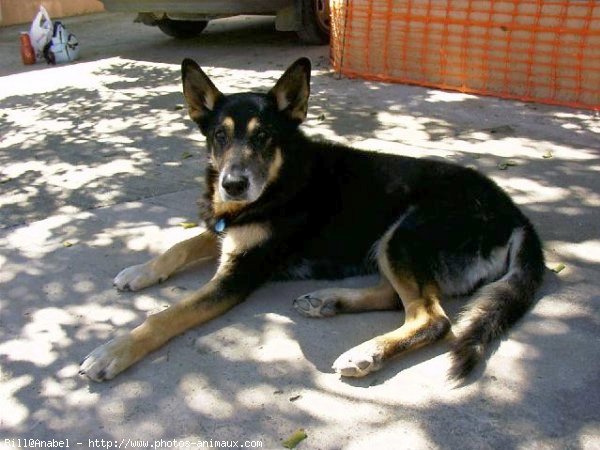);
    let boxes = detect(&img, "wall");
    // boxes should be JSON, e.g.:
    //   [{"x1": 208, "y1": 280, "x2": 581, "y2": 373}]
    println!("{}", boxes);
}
[{"x1": 0, "y1": 0, "x2": 104, "y2": 26}]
